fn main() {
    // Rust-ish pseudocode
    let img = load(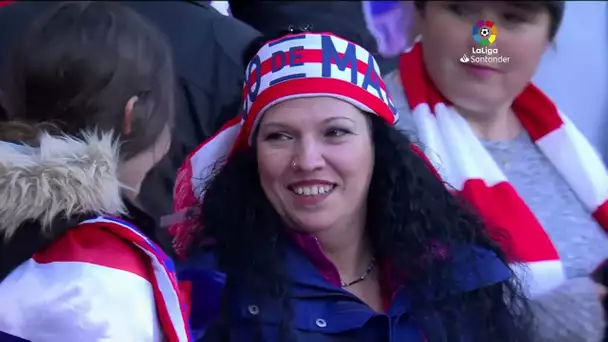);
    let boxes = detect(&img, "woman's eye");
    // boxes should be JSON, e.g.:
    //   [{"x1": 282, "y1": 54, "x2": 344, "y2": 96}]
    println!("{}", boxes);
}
[
  {"x1": 502, "y1": 12, "x2": 528, "y2": 24},
  {"x1": 264, "y1": 132, "x2": 291, "y2": 141},
  {"x1": 445, "y1": 3, "x2": 473, "y2": 17},
  {"x1": 325, "y1": 128, "x2": 350, "y2": 138}
]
